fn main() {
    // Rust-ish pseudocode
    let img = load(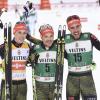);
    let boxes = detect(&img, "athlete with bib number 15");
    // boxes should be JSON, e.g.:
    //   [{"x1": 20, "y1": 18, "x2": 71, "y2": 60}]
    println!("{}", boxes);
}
[{"x1": 65, "y1": 15, "x2": 100, "y2": 100}]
